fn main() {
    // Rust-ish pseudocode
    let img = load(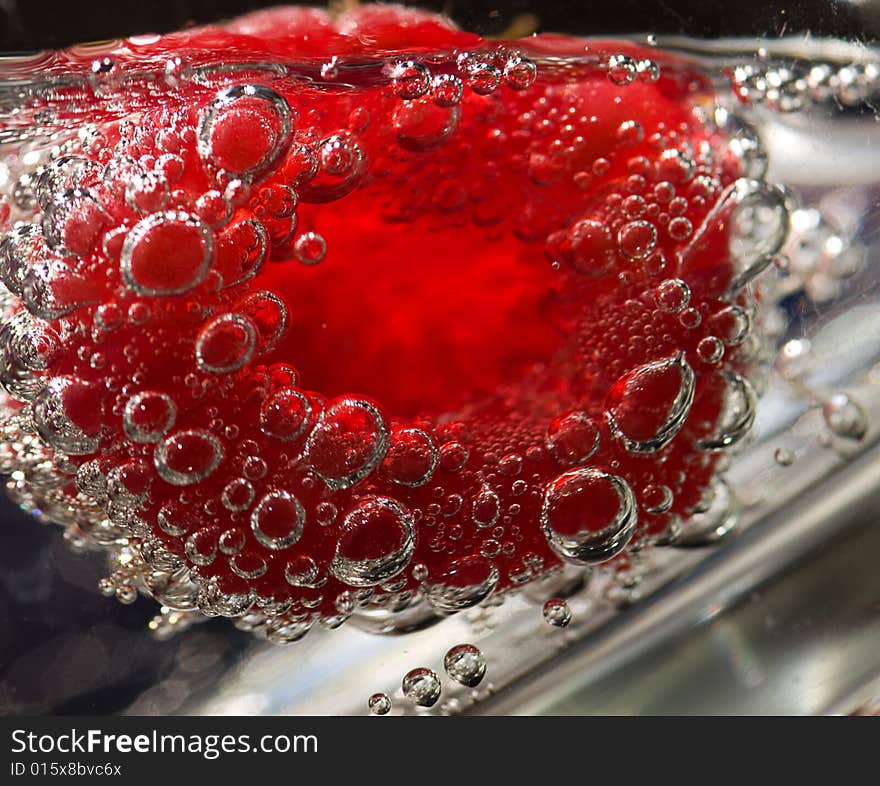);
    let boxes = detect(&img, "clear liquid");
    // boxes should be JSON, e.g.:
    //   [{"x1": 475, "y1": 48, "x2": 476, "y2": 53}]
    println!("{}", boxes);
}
[{"x1": 0, "y1": 30, "x2": 877, "y2": 716}]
